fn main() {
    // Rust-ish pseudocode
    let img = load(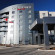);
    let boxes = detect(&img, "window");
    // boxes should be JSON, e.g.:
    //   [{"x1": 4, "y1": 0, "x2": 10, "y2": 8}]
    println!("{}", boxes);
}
[
  {"x1": 21, "y1": 6, "x2": 24, "y2": 8},
  {"x1": 20, "y1": 26, "x2": 22, "y2": 30},
  {"x1": 28, "y1": 15, "x2": 31, "y2": 18},
  {"x1": 43, "y1": 13, "x2": 45, "y2": 16},
  {"x1": 29, "y1": 30, "x2": 32, "y2": 33},
  {"x1": 12, "y1": 8, "x2": 16, "y2": 9},
  {"x1": 51, "y1": 30, "x2": 54, "y2": 34},
  {"x1": 20, "y1": 31, "x2": 22, "y2": 35},
  {"x1": 12, "y1": 16, "x2": 14, "y2": 18},
  {"x1": 4, "y1": 32, "x2": 7, "y2": 35},
  {"x1": 24, "y1": 6, "x2": 28, "y2": 8},
  {"x1": 29, "y1": 25, "x2": 30, "y2": 29},
  {"x1": 19, "y1": 10, "x2": 22, "y2": 13},
  {"x1": 19, "y1": 20, "x2": 23, "y2": 24},
  {"x1": 5, "y1": 27, "x2": 8, "y2": 29},
  {"x1": 29, "y1": 6, "x2": 31, "y2": 8},
  {"x1": 29, "y1": 20, "x2": 32, "y2": 23},
  {"x1": 11, "y1": 25, "x2": 14, "y2": 28},
  {"x1": 28, "y1": 10, "x2": 31, "y2": 13},
  {"x1": 19, "y1": 15, "x2": 23, "y2": 18},
  {"x1": 12, "y1": 11, "x2": 15, "y2": 14},
  {"x1": 49, "y1": 14, "x2": 52, "y2": 16}
]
